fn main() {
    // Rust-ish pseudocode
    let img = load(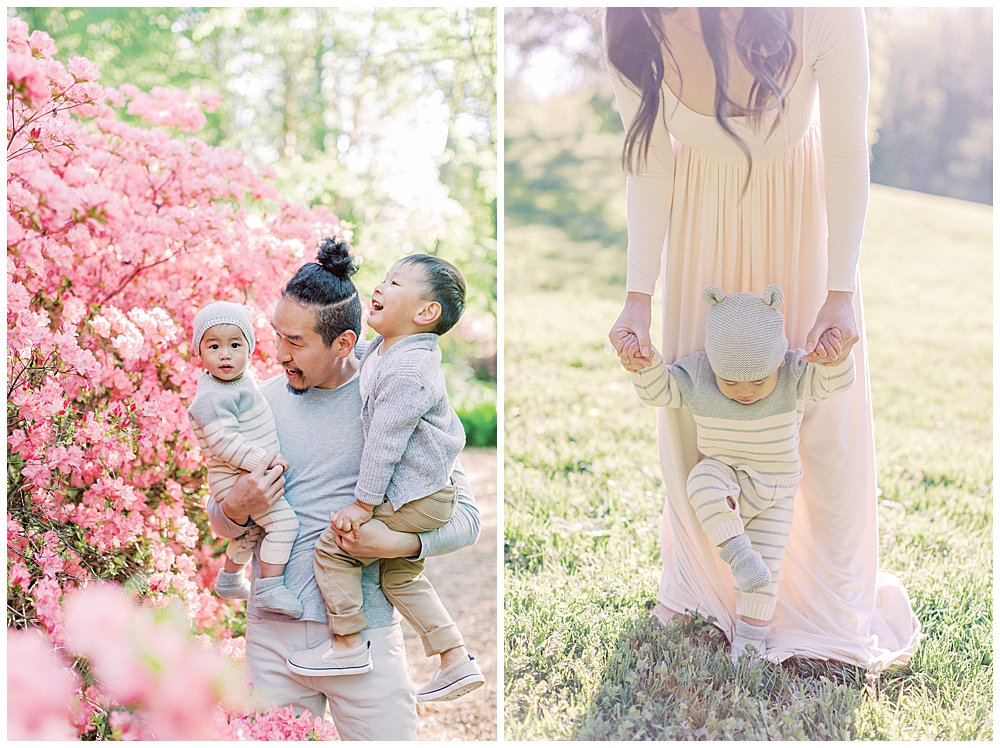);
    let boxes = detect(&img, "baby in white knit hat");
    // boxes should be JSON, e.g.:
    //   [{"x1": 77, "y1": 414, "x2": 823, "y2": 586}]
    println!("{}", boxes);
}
[
  {"x1": 625, "y1": 285, "x2": 855, "y2": 663},
  {"x1": 187, "y1": 300, "x2": 303, "y2": 619}
]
